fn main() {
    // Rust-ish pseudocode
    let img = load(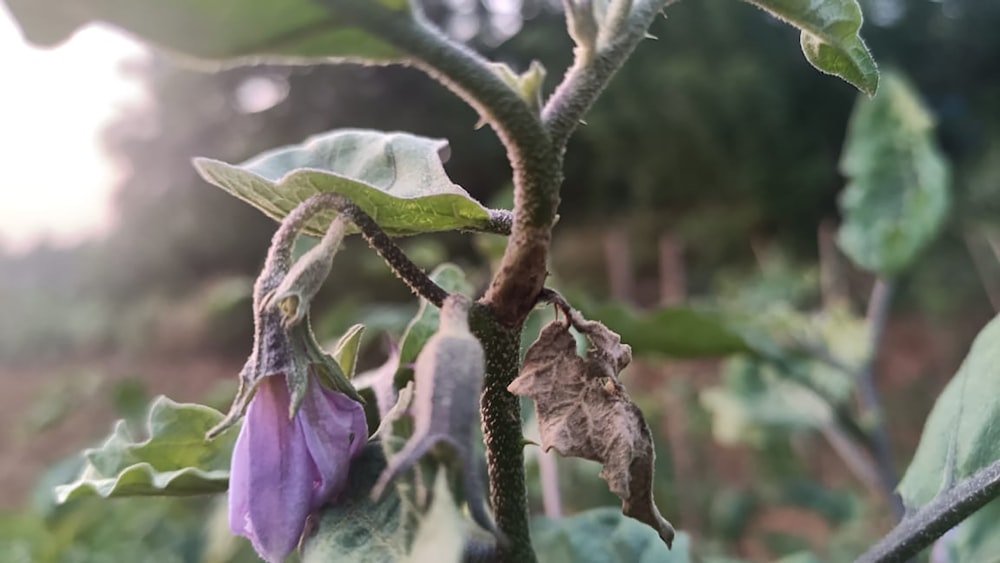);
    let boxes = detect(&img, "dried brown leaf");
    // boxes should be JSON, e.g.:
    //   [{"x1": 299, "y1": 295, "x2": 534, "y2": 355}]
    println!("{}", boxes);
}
[{"x1": 509, "y1": 319, "x2": 675, "y2": 547}]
